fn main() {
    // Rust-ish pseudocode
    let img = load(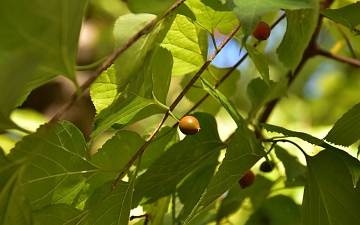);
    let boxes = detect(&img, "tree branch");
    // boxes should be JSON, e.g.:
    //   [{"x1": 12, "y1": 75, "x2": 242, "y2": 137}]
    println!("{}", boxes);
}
[{"x1": 317, "y1": 48, "x2": 360, "y2": 67}]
